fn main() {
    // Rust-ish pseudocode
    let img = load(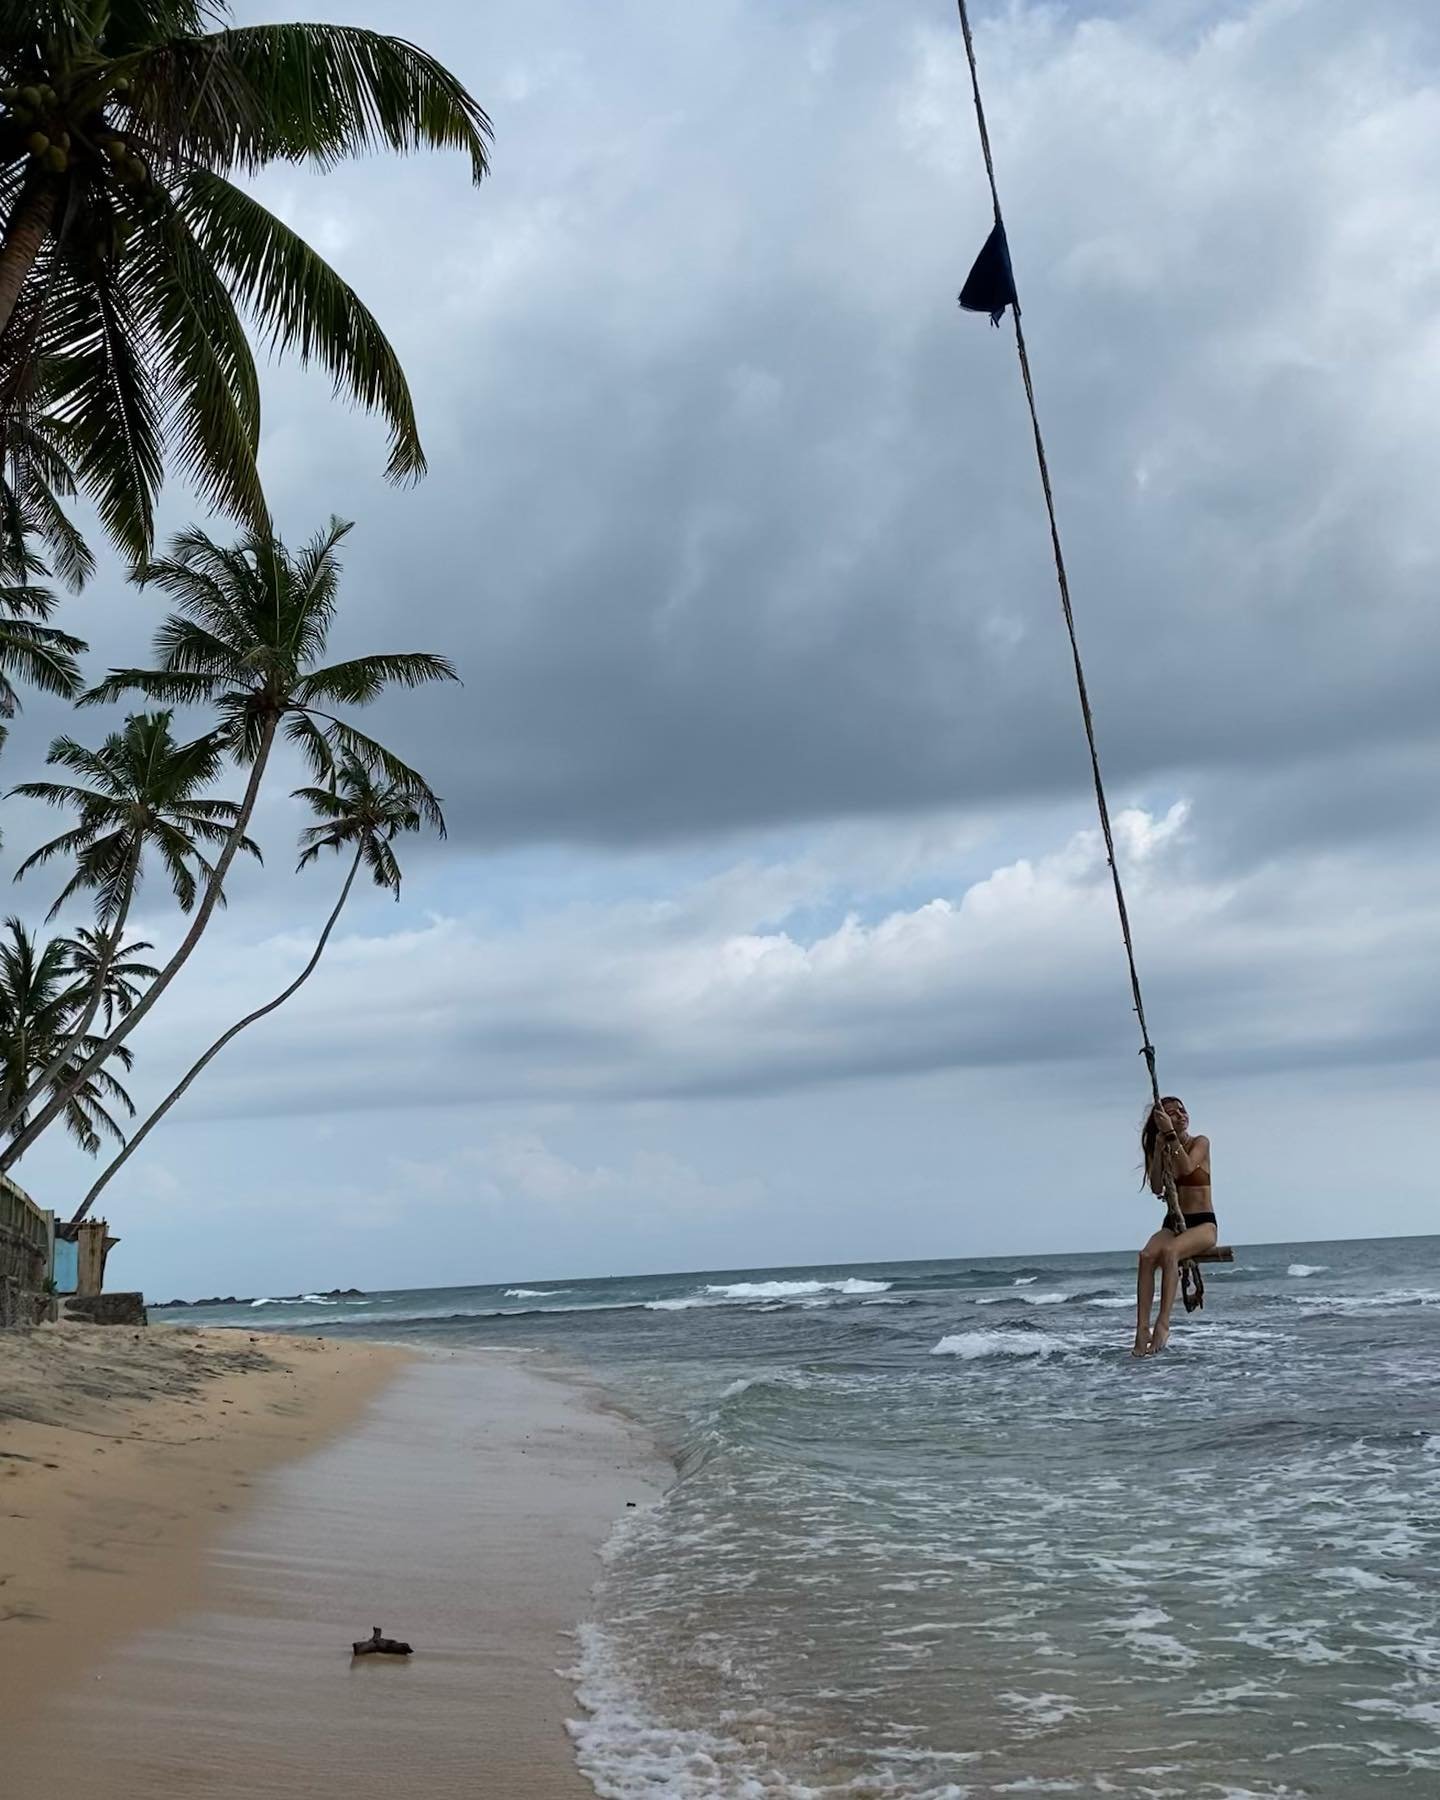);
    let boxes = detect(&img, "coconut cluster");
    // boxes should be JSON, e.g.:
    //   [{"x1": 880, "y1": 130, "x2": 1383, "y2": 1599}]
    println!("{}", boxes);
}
[{"x1": 1, "y1": 73, "x2": 145, "y2": 184}]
